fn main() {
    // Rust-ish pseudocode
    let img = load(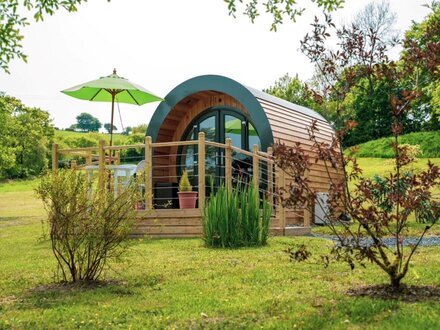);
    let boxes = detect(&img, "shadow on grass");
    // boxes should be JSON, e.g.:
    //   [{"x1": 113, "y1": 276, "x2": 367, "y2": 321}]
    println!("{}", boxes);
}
[
  {"x1": 22, "y1": 273, "x2": 165, "y2": 308},
  {"x1": 17, "y1": 280, "x2": 133, "y2": 310},
  {"x1": 0, "y1": 216, "x2": 27, "y2": 226}
]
